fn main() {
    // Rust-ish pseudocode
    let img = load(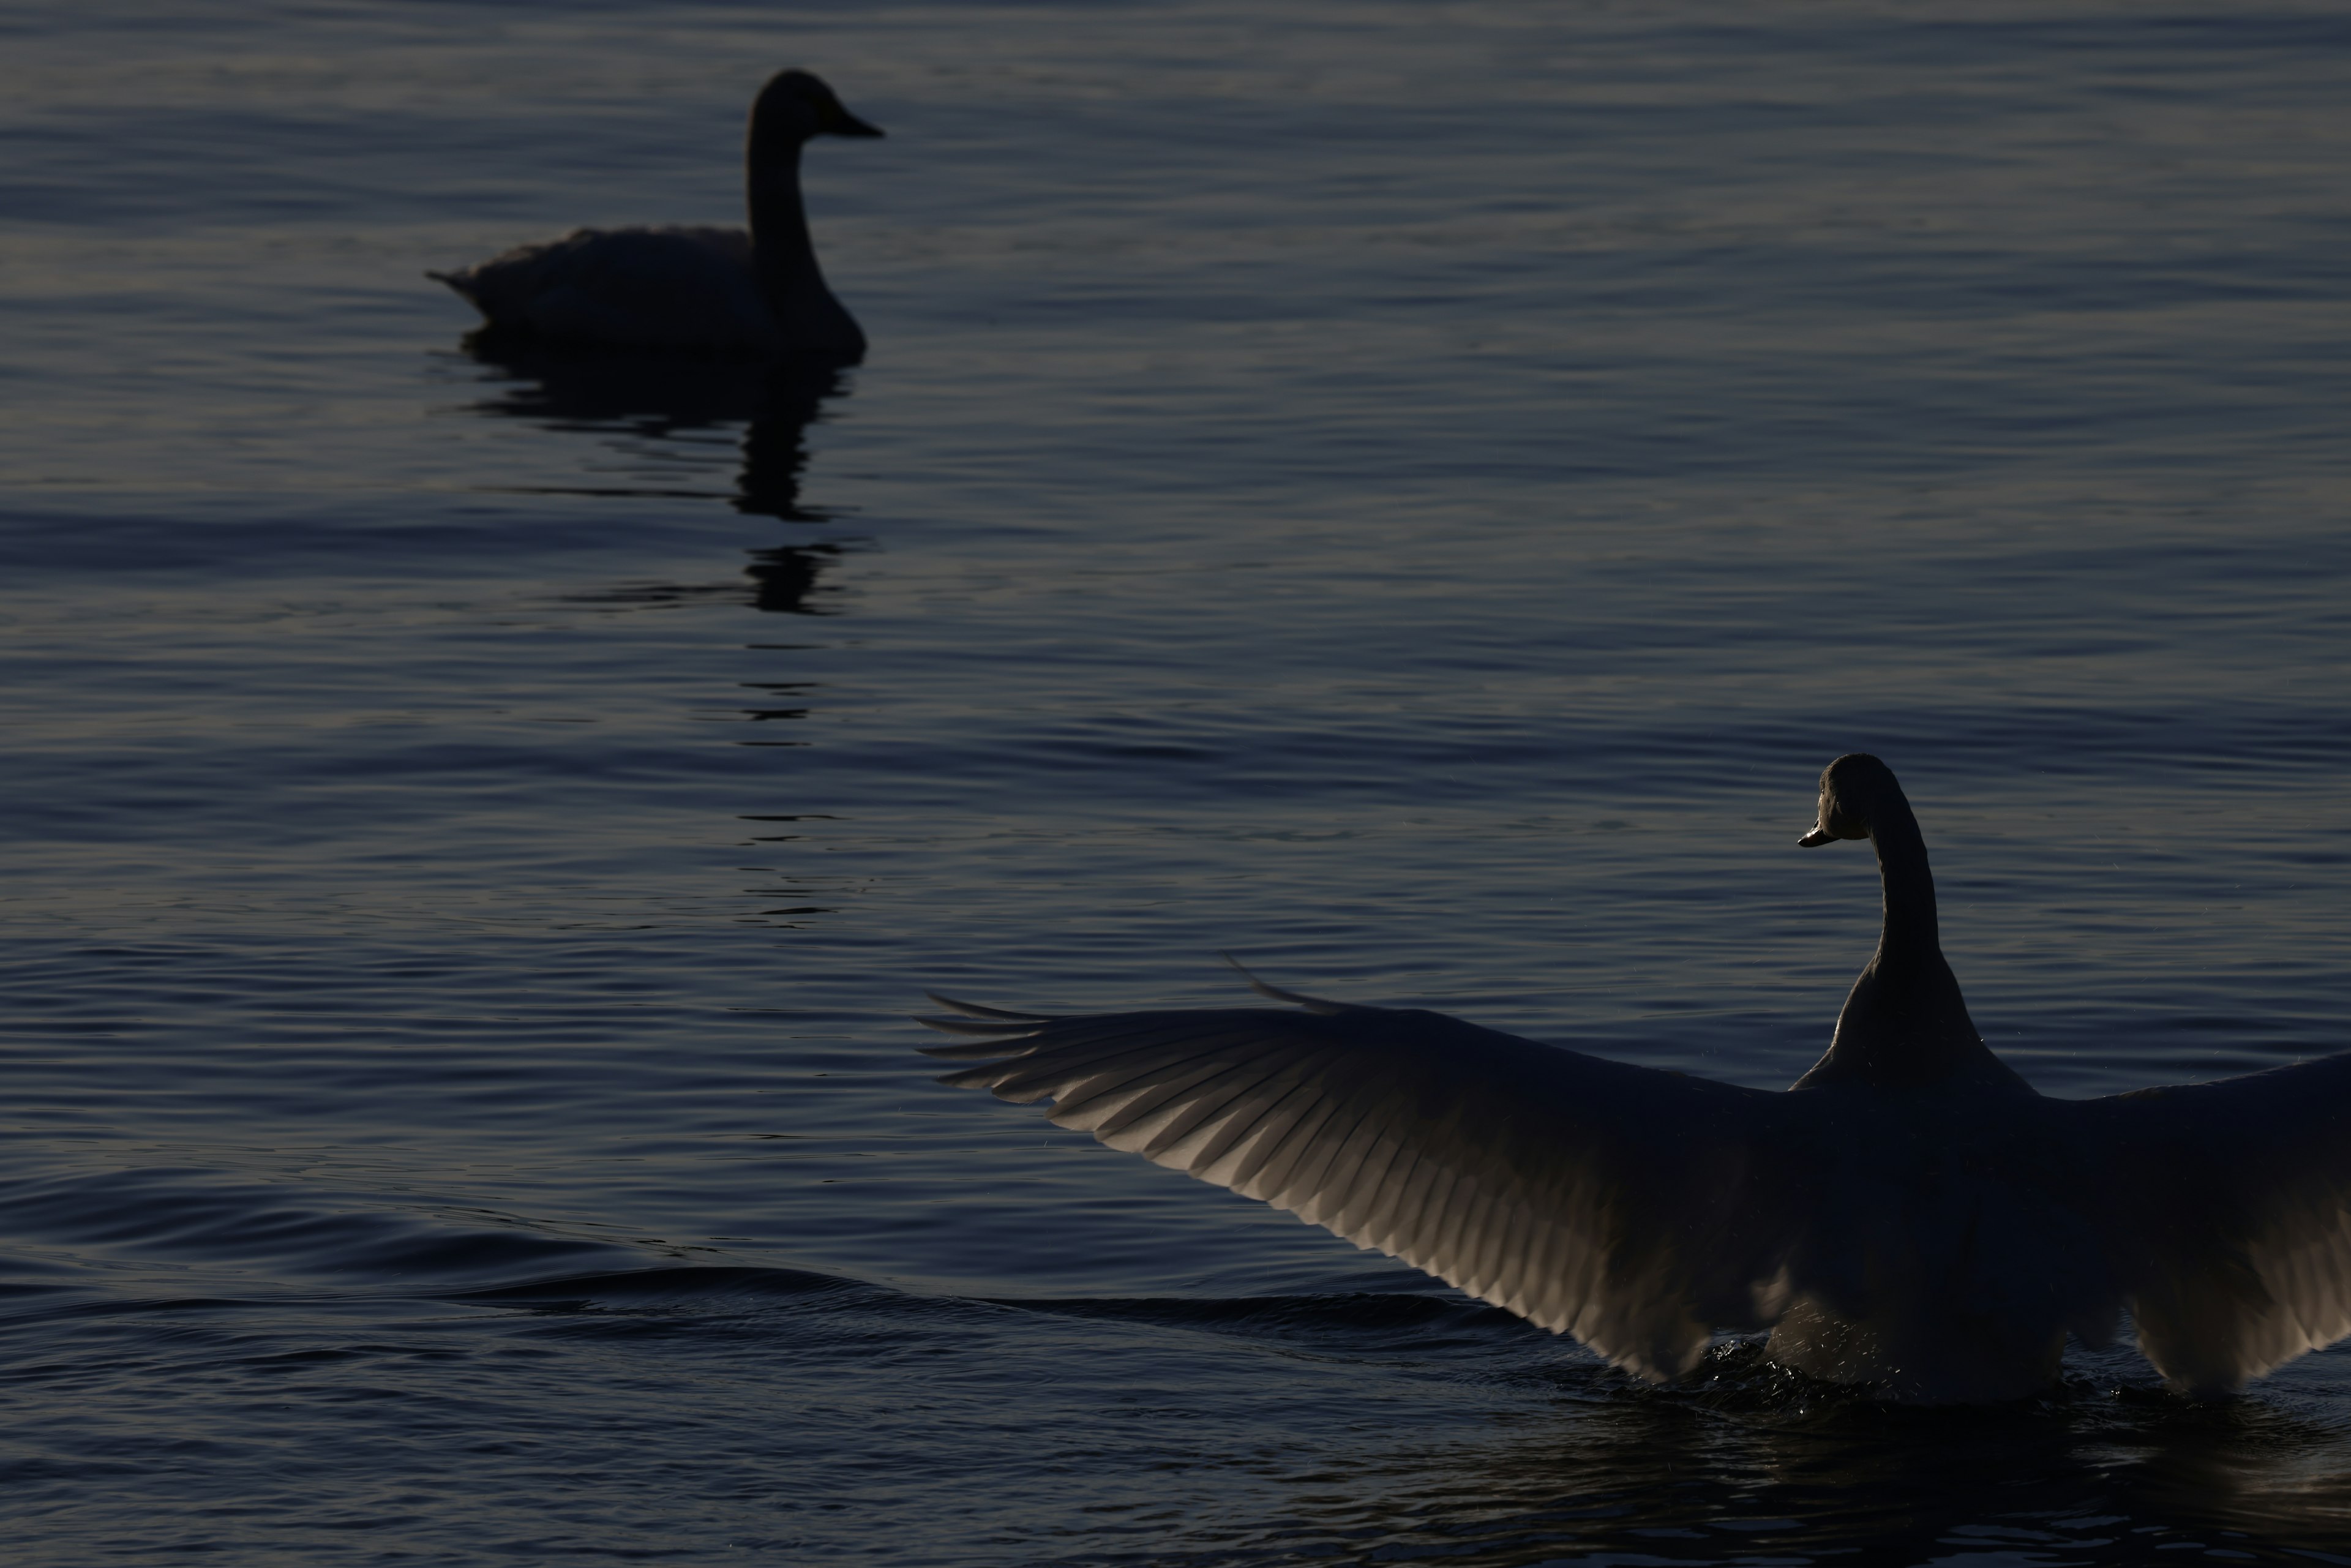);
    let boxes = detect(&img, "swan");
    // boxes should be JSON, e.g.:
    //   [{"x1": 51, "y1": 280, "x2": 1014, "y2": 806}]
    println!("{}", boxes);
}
[
  {"x1": 430, "y1": 70, "x2": 882, "y2": 359},
  {"x1": 920, "y1": 755, "x2": 2351, "y2": 1403}
]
